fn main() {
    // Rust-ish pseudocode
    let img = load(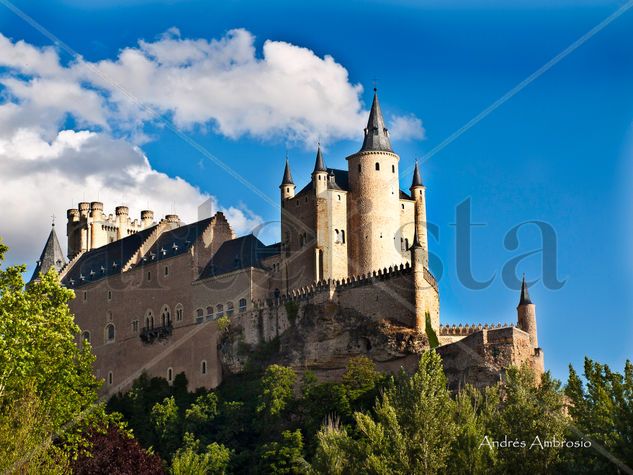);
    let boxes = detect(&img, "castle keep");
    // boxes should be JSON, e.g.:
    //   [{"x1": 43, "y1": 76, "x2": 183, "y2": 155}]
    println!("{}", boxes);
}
[{"x1": 31, "y1": 91, "x2": 544, "y2": 394}]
